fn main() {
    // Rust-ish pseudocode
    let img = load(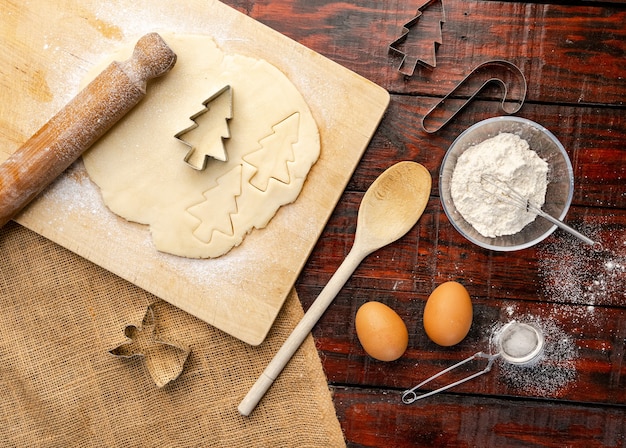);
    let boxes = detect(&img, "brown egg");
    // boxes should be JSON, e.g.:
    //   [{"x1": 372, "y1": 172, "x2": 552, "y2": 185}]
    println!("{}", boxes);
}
[
  {"x1": 355, "y1": 301, "x2": 408, "y2": 361},
  {"x1": 423, "y1": 281, "x2": 473, "y2": 346}
]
